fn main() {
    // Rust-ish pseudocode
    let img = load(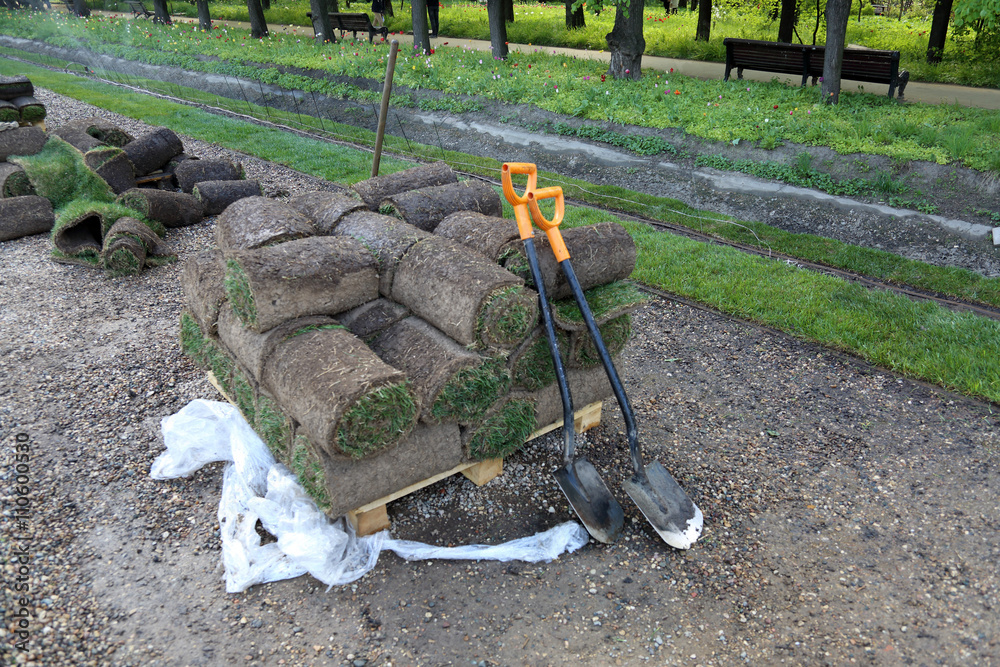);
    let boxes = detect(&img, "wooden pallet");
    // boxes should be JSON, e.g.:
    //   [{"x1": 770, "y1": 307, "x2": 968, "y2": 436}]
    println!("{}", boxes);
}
[
  {"x1": 347, "y1": 400, "x2": 603, "y2": 536},
  {"x1": 206, "y1": 372, "x2": 602, "y2": 536}
]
